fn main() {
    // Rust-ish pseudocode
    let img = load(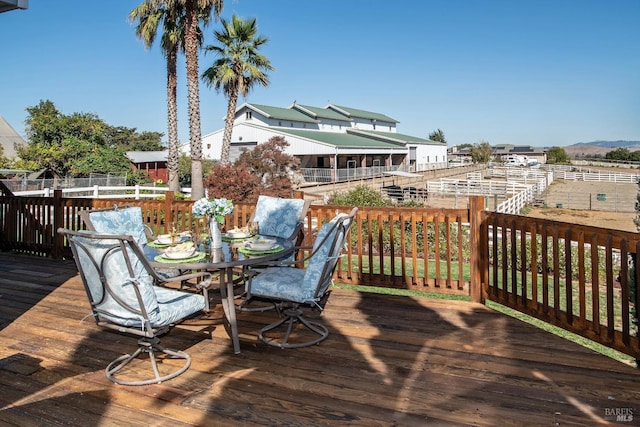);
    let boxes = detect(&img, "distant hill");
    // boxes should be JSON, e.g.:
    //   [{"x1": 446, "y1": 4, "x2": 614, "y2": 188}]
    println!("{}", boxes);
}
[{"x1": 564, "y1": 140, "x2": 640, "y2": 157}]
